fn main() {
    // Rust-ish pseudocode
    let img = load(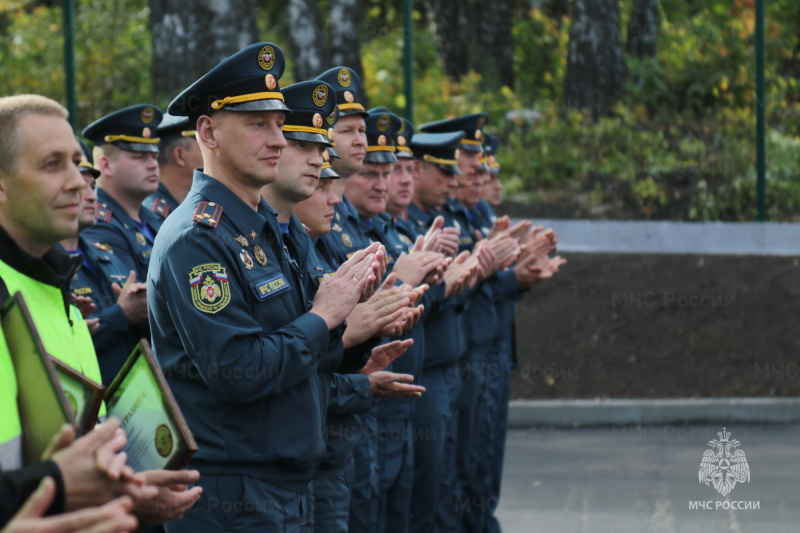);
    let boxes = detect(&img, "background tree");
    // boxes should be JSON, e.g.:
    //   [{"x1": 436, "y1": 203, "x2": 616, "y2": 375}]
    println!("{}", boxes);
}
[
  {"x1": 626, "y1": 0, "x2": 660, "y2": 59},
  {"x1": 329, "y1": 0, "x2": 365, "y2": 92},
  {"x1": 286, "y1": 0, "x2": 328, "y2": 81},
  {"x1": 564, "y1": 0, "x2": 625, "y2": 118},
  {"x1": 473, "y1": 0, "x2": 516, "y2": 89},
  {"x1": 424, "y1": 0, "x2": 471, "y2": 81},
  {"x1": 149, "y1": 0, "x2": 259, "y2": 104}
]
